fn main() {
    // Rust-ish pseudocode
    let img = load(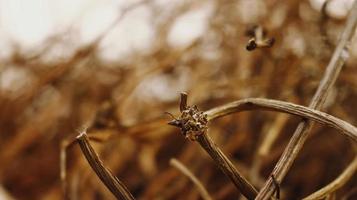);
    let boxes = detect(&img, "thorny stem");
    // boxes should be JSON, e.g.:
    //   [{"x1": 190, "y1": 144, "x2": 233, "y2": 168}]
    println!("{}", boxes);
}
[
  {"x1": 169, "y1": 93, "x2": 258, "y2": 199},
  {"x1": 256, "y1": 2, "x2": 357, "y2": 199},
  {"x1": 169, "y1": 93, "x2": 357, "y2": 199},
  {"x1": 170, "y1": 158, "x2": 213, "y2": 200},
  {"x1": 302, "y1": 156, "x2": 357, "y2": 200},
  {"x1": 205, "y1": 98, "x2": 357, "y2": 142},
  {"x1": 76, "y1": 132, "x2": 135, "y2": 200}
]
